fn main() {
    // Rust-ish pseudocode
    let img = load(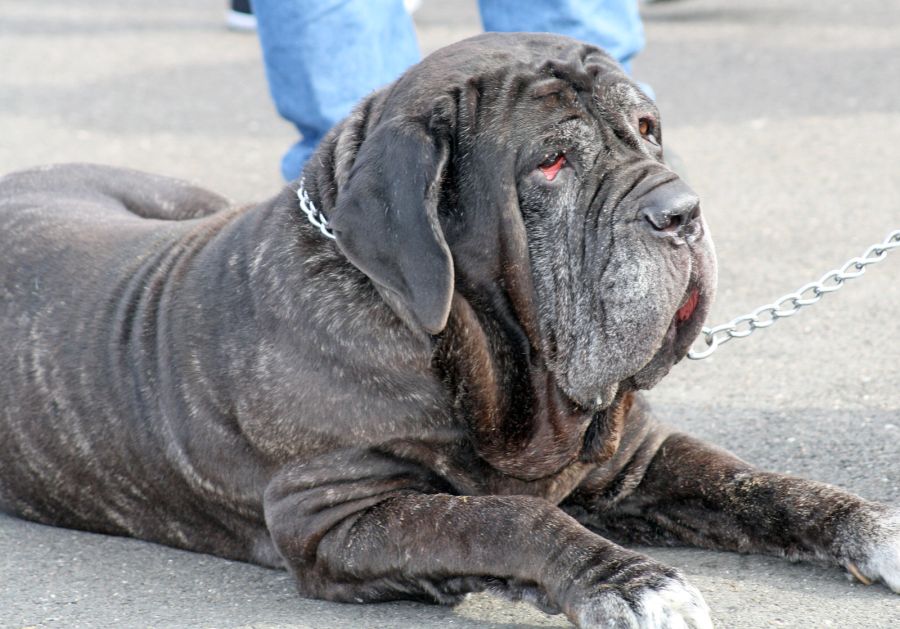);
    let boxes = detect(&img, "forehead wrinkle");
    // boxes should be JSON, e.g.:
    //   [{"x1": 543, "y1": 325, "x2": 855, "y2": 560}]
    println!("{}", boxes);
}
[
  {"x1": 505, "y1": 71, "x2": 533, "y2": 104},
  {"x1": 532, "y1": 46, "x2": 610, "y2": 94},
  {"x1": 468, "y1": 65, "x2": 535, "y2": 127},
  {"x1": 529, "y1": 77, "x2": 576, "y2": 100},
  {"x1": 582, "y1": 46, "x2": 622, "y2": 75},
  {"x1": 593, "y1": 79, "x2": 647, "y2": 114}
]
